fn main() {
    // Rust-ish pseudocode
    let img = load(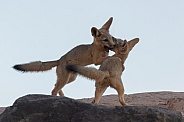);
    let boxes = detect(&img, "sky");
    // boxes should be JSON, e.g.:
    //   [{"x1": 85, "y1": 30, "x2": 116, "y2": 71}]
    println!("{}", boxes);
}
[{"x1": 1, "y1": 1, "x2": 184, "y2": 107}]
